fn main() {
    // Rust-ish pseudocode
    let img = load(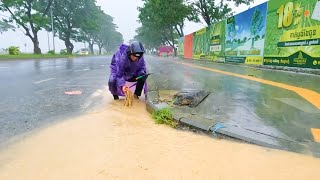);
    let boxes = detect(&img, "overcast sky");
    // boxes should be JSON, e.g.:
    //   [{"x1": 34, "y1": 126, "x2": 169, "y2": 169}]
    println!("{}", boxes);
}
[{"x1": 0, "y1": 0, "x2": 268, "y2": 53}]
